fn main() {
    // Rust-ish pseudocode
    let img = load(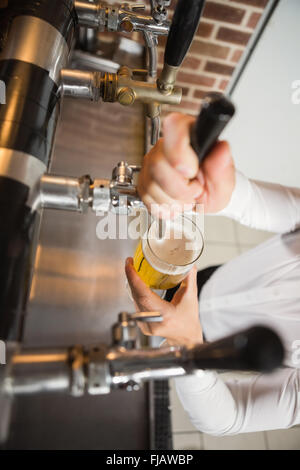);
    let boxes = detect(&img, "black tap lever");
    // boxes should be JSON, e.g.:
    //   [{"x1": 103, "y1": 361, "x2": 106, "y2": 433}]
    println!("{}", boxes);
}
[
  {"x1": 165, "y1": 0, "x2": 206, "y2": 68},
  {"x1": 190, "y1": 92, "x2": 236, "y2": 164},
  {"x1": 158, "y1": 0, "x2": 206, "y2": 93},
  {"x1": 189, "y1": 326, "x2": 284, "y2": 373}
]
